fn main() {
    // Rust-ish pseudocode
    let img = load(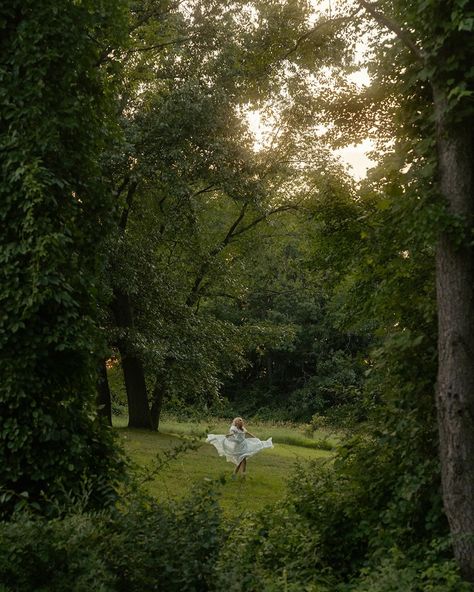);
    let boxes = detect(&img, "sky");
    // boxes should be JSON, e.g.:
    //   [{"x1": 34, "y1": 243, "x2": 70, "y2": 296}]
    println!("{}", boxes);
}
[
  {"x1": 337, "y1": 69, "x2": 375, "y2": 180},
  {"x1": 247, "y1": 109, "x2": 376, "y2": 181},
  {"x1": 246, "y1": 61, "x2": 375, "y2": 182},
  {"x1": 335, "y1": 140, "x2": 376, "y2": 180}
]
